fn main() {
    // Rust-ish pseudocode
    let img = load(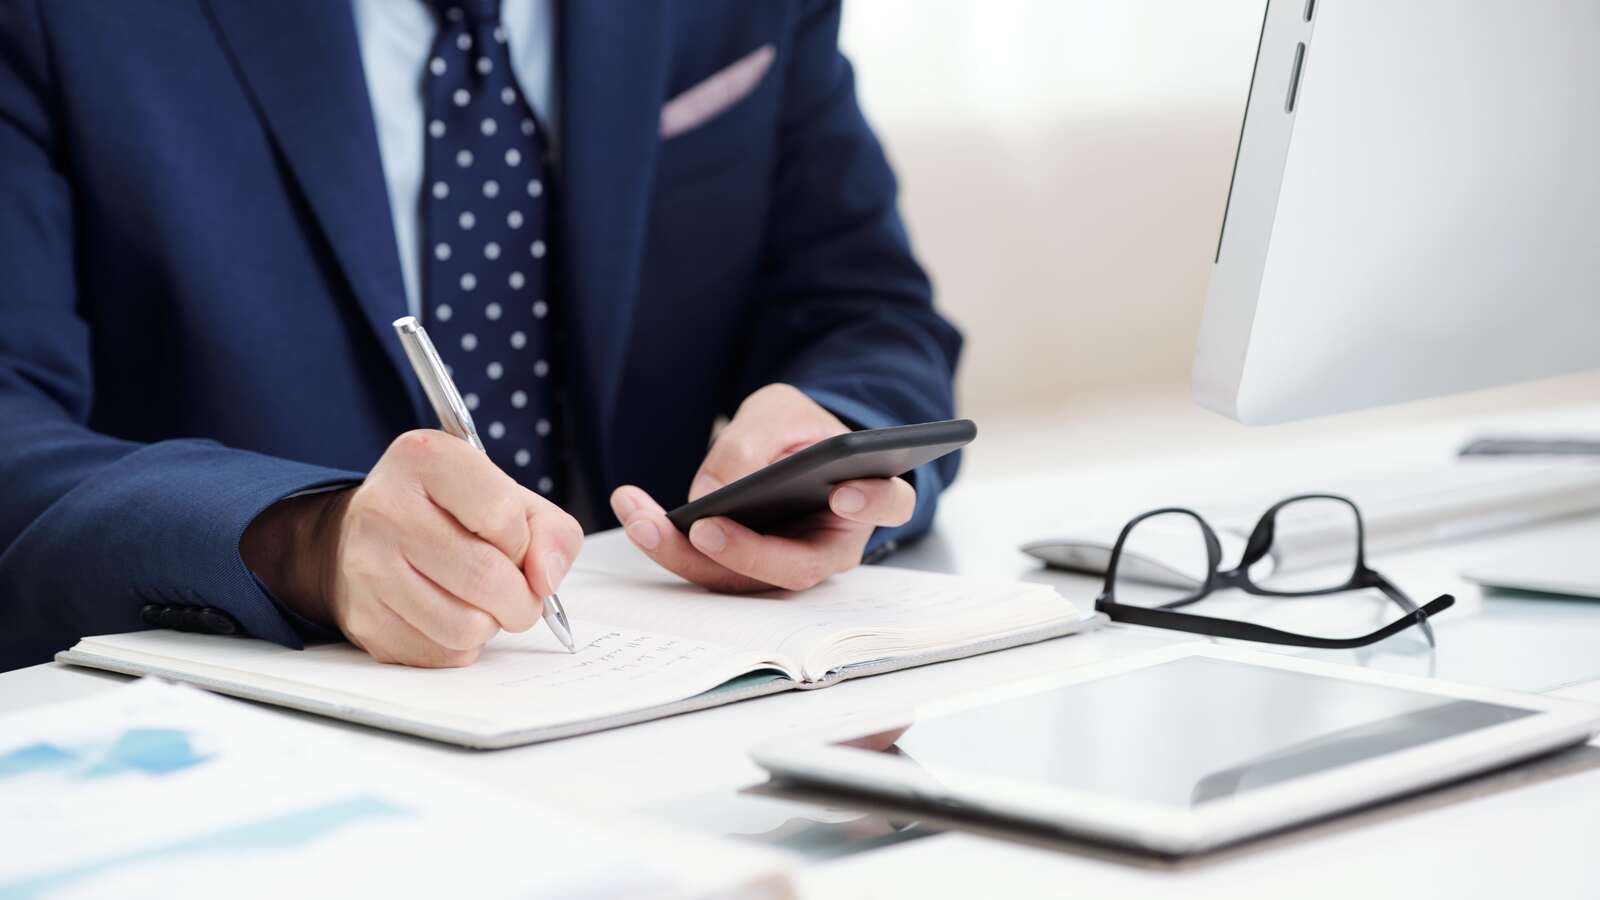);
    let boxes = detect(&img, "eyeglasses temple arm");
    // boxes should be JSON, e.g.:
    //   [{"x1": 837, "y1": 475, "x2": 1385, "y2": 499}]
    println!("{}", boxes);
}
[
  {"x1": 1097, "y1": 595, "x2": 1455, "y2": 650},
  {"x1": 1365, "y1": 570, "x2": 1436, "y2": 648}
]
